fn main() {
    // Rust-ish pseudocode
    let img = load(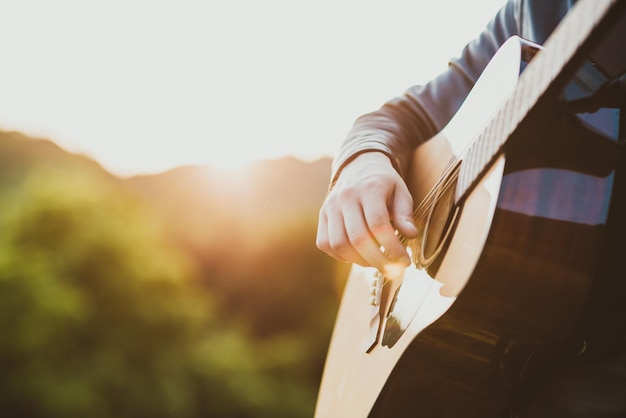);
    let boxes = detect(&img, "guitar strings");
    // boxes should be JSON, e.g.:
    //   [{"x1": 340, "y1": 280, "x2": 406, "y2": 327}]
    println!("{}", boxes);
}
[
  {"x1": 412, "y1": 103, "x2": 501, "y2": 224},
  {"x1": 379, "y1": 154, "x2": 461, "y2": 287},
  {"x1": 383, "y1": 131, "x2": 478, "y2": 284},
  {"x1": 411, "y1": 155, "x2": 461, "y2": 224},
  {"x1": 402, "y1": 166, "x2": 459, "y2": 267}
]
